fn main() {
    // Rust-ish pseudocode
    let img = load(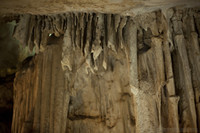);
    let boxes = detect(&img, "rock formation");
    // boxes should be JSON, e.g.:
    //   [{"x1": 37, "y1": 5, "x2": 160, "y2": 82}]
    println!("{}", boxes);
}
[{"x1": 8, "y1": 7, "x2": 200, "y2": 133}]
